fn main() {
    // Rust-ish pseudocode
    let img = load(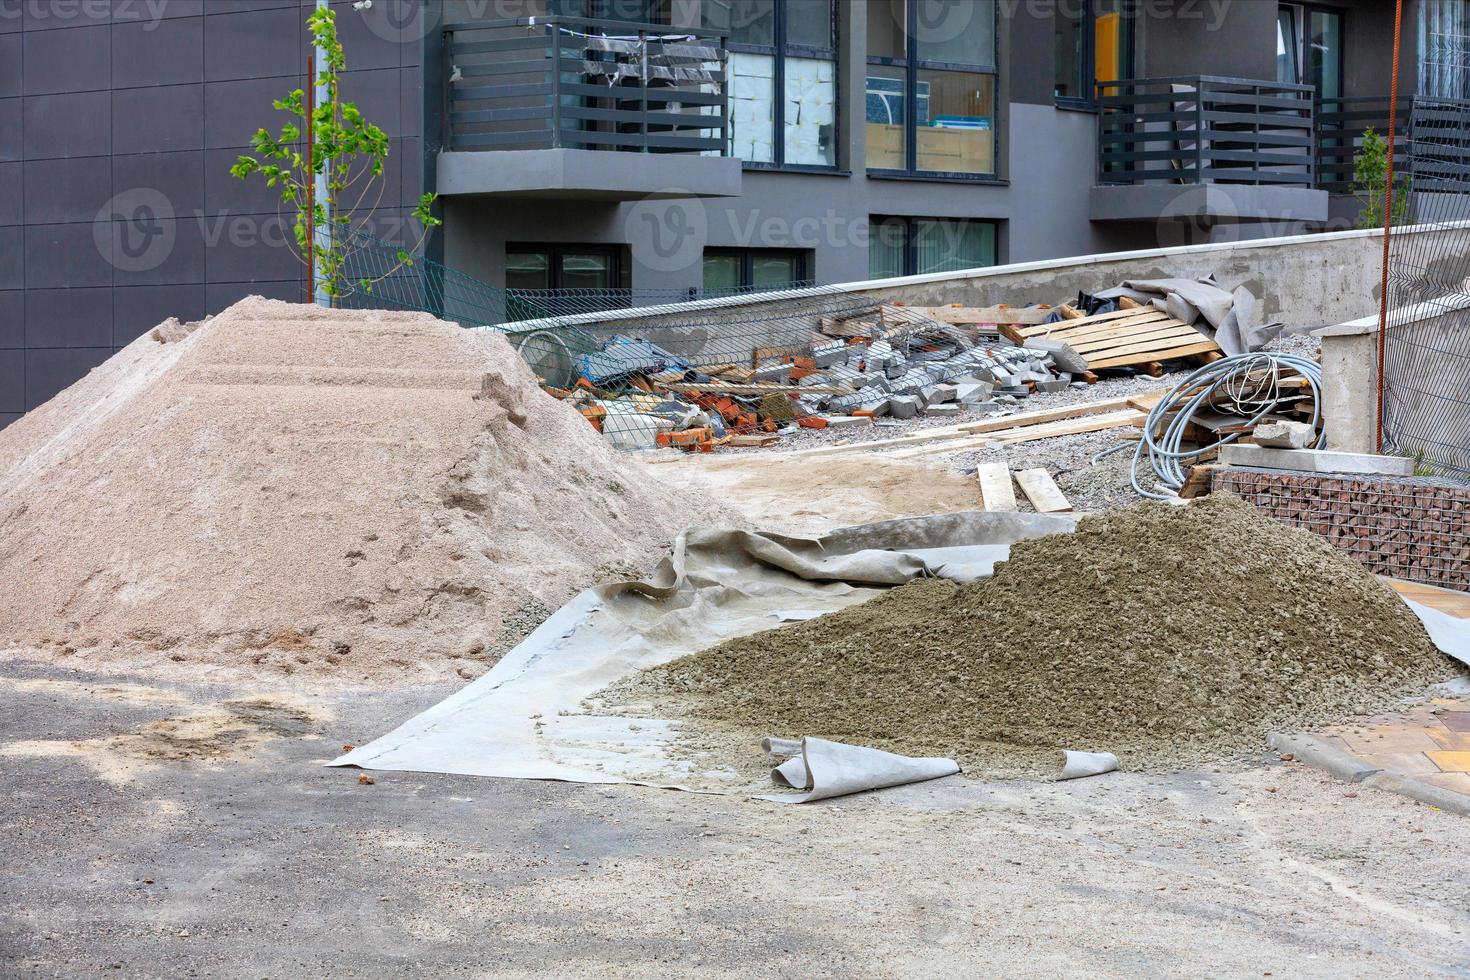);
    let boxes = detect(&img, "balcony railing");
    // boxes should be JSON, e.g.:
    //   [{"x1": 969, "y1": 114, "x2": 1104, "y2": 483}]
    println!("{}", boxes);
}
[
  {"x1": 443, "y1": 15, "x2": 729, "y2": 155},
  {"x1": 1315, "y1": 96, "x2": 1410, "y2": 193},
  {"x1": 1097, "y1": 76, "x2": 1317, "y2": 186}
]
